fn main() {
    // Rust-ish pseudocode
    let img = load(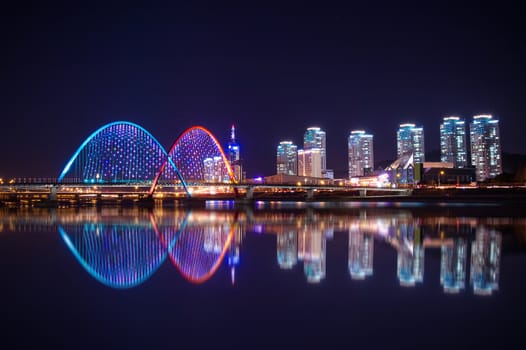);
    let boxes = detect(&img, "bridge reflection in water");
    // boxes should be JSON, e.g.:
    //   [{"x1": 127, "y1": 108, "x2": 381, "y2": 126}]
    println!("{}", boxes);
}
[
  {"x1": 1, "y1": 206, "x2": 513, "y2": 294},
  {"x1": 58, "y1": 211, "x2": 238, "y2": 287}
]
